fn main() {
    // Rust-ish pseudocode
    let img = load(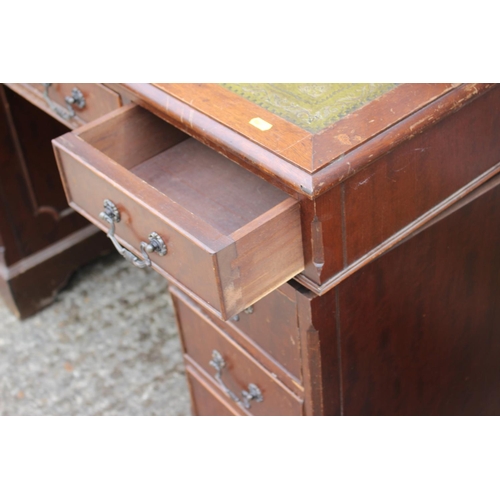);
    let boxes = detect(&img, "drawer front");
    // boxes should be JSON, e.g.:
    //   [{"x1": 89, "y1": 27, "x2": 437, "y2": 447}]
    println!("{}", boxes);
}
[
  {"x1": 6, "y1": 83, "x2": 122, "y2": 129},
  {"x1": 186, "y1": 283, "x2": 303, "y2": 383},
  {"x1": 53, "y1": 104, "x2": 304, "y2": 319},
  {"x1": 186, "y1": 365, "x2": 241, "y2": 416},
  {"x1": 227, "y1": 283, "x2": 302, "y2": 381},
  {"x1": 174, "y1": 288, "x2": 304, "y2": 416}
]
